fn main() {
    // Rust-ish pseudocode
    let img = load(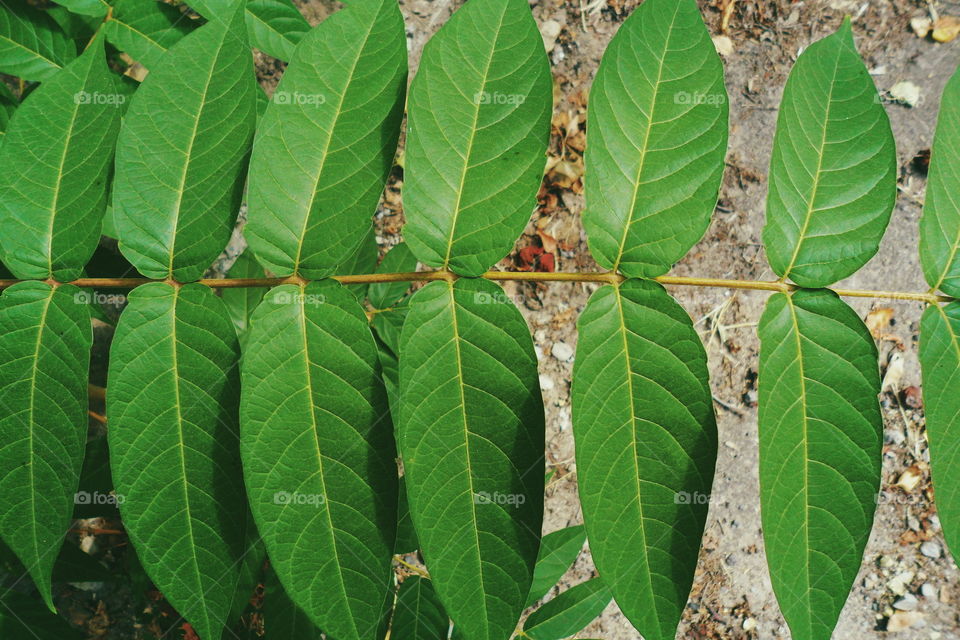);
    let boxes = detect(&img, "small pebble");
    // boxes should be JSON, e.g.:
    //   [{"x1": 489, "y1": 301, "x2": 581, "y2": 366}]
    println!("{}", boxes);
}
[
  {"x1": 921, "y1": 583, "x2": 938, "y2": 599},
  {"x1": 538, "y1": 374, "x2": 554, "y2": 392},
  {"x1": 742, "y1": 617, "x2": 757, "y2": 632},
  {"x1": 894, "y1": 594, "x2": 918, "y2": 611},
  {"x1": 551, "y1": 341, "x2": 574, "y2": 362},
  {"x1": 887, "y1": 611, "x2": 925, "y2": 632},
  {"x1": 921, "y1": 541, "x2": 942, "y2": 559}
]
